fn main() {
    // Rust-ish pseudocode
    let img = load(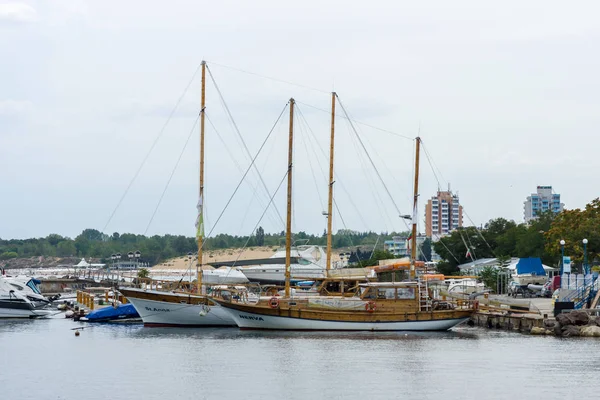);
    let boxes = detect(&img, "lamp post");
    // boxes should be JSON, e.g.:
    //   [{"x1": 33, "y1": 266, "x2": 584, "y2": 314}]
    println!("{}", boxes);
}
[
  {"x1": 560, "y1": 240, "x2": 565, "y2": 288},
  {"x1": 583, "y1": 239, "x2": 589, "y2": 275},
  {"x1": 115, "y1": 253, "x2": 121, "y2": 284},
  {"x1": 134, "y1": 251, "x2": 141, "y2": 268}
]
